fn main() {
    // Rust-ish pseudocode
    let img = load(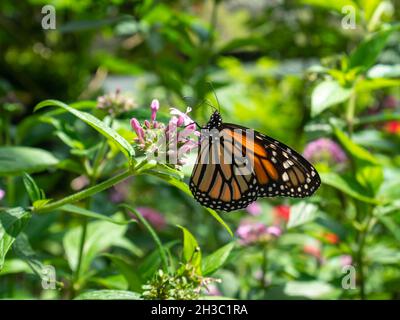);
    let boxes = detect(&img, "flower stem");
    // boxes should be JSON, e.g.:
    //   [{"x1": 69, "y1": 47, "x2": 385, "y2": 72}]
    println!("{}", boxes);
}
[
  {"x1": 346, "y1": 91, "x2": 357, "y2": 137},
  {"x1": 261, "y1": 244, "x2": 268, "y2": 290},
  {"x1": 34, "y1": 169, "x2": 133, "y2": 213}
]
